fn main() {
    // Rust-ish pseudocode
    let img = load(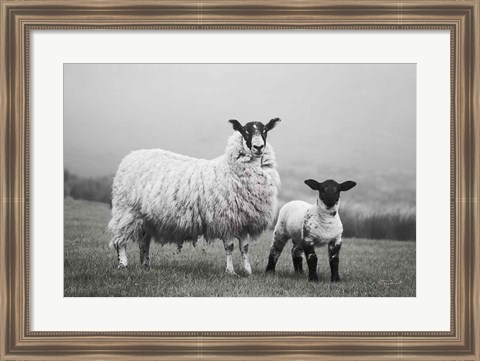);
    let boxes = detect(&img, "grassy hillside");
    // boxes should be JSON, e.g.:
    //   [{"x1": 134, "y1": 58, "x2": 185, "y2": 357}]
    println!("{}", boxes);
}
[
  {"x1": 64, "y1": 164, "x2": 416, "y2": 241},
  {"x1": 64, "y1": 198, "x2": 416, "y2": 297}
]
